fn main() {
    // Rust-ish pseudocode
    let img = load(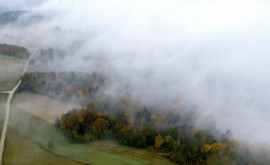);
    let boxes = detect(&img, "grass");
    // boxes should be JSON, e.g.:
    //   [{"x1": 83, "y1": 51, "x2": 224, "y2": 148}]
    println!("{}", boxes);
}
[
  {"x1": 88, "y1": 140, "x2": 175, "y2": 165},
  {"x1": 9, "y1": 107, "x2": 146, "y2": 165},
  {"x1": 2, "y1": 127, "x2": 85, "y2": 165},
  {"x1": 0, "y1": 54, "x2": 25, "y2": 90},
  {"x1": 12, "y1": 93, "x2": 81, "y2": 124},
  {"x1": 0, "y1": 94, "x2": 7, "y2": 137},
  {"x1": 8, "y1": 93, "x2": 176, "y2": 165}
]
